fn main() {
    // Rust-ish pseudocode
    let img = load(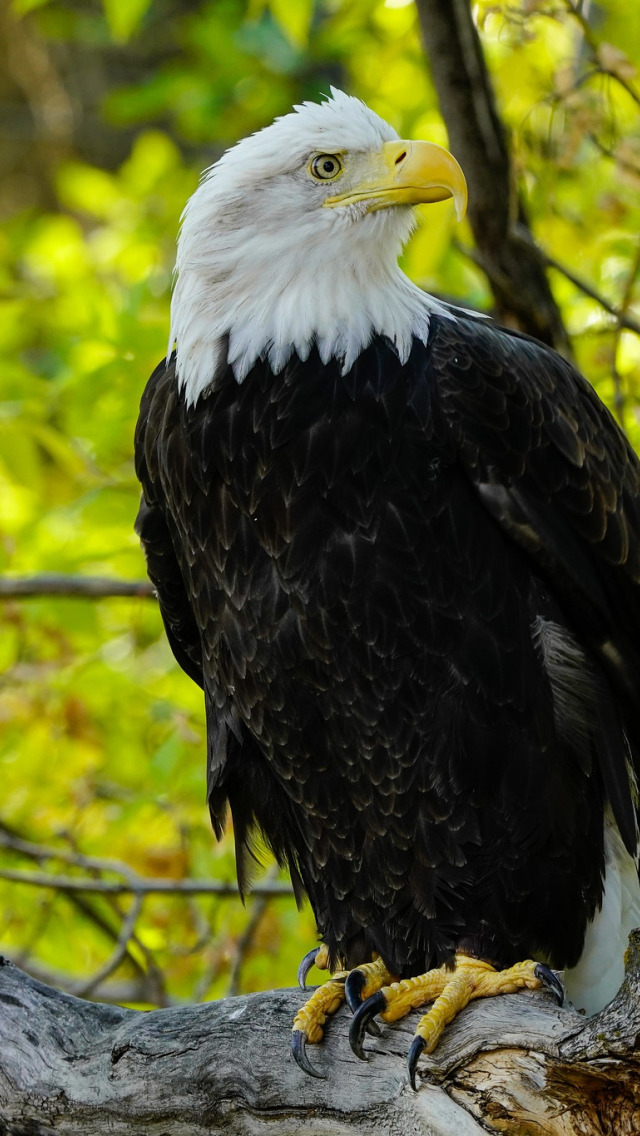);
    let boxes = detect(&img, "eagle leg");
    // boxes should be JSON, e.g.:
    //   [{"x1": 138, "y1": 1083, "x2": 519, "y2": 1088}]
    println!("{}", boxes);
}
[
  {"x1": 349, "y1": 954, "x2": 564, "y2": 1089},
  {"x1": 291, "y1": 954, "x2": 395, "y2": 1077}
]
